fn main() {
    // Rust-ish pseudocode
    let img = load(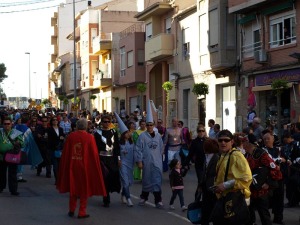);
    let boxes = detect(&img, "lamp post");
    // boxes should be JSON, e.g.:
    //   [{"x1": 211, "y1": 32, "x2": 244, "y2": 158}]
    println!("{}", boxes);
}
[{"x1": 25, "y1": 52, "x2": 31, "y2": 99}]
